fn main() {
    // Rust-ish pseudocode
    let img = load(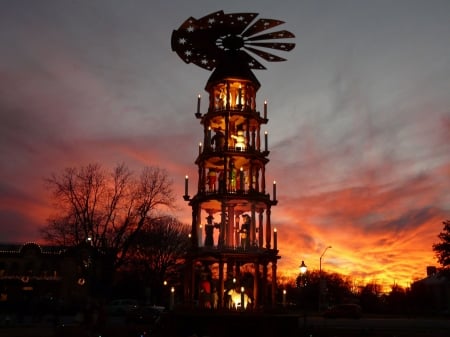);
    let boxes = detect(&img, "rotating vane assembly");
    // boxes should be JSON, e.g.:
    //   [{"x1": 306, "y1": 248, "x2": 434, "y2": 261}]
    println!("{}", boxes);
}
[{"x1": 171, "y1": 10, "x2": 296, "y2": 71}]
